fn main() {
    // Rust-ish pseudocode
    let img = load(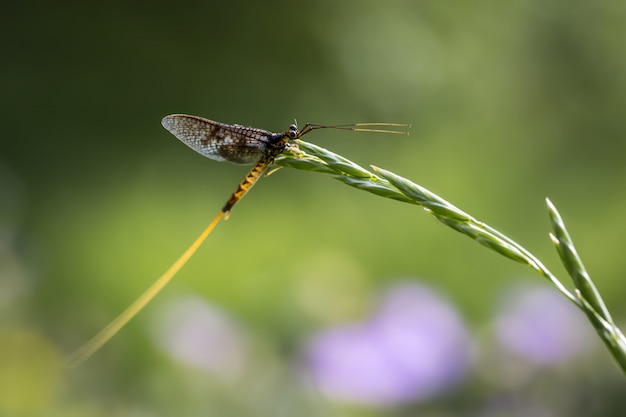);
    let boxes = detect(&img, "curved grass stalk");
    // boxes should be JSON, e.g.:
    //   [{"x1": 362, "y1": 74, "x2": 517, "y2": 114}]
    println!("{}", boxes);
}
[{"x1": 275, "y1": 139, "x2": 626, "y2": 375}]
